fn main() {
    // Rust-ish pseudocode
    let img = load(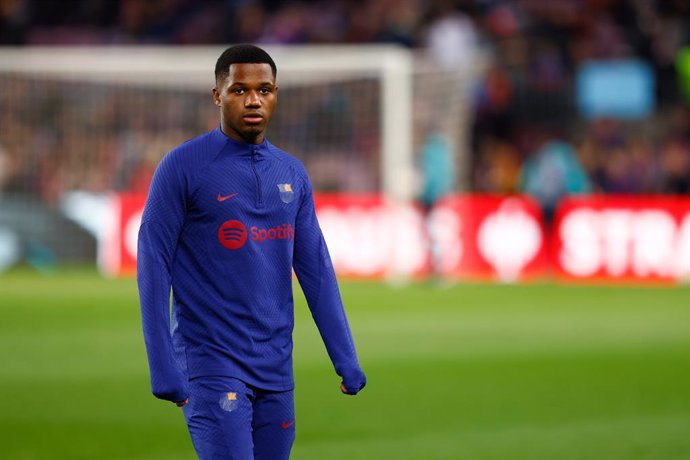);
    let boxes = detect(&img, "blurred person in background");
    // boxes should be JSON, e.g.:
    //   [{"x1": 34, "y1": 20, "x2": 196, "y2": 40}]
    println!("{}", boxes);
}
[
  {"x1": 660, "y1": 136, "x2": 690, "y2": 194},
  {"x1": 0, "y1": 0, "x2": 27, "y2": 44},
  {"x1": 137, "y1": 44, "x2": 366, "y2": 460},
  {"x1": 519, "y1": 128, "x2": 591, "y2": 226},
  {"x1": 417, "y1": 130, "x2": 454, "y2": 278},
  {"x1": 0, "y1": 144, "x2": 9, "y2": 196},
  {"x1": 628, "y1": 134, "x2": 661, "y2": 194},
  {"x1": 426, "y1": 0, "x2": 478, "y2": 70},
  {"x1": 597, "y1": 141, "x2": 637, "y2": 194},
  {"x1": 473, "y1": 135, "x2": 520, "y2": 194}
]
